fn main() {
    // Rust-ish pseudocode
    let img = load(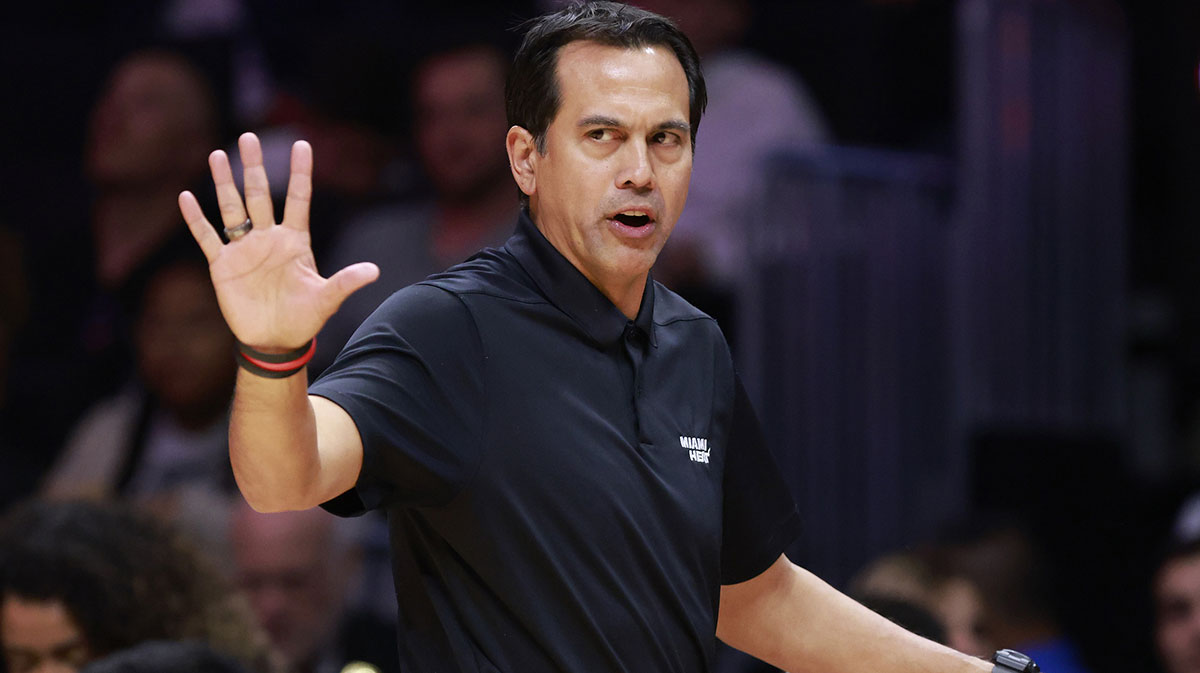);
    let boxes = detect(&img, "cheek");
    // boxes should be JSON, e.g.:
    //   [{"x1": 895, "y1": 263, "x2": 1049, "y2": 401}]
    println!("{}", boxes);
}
[{"x1": 1160, "y1": 621, "x2": 1193, "y2": 651}]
